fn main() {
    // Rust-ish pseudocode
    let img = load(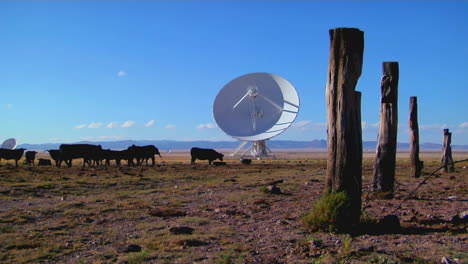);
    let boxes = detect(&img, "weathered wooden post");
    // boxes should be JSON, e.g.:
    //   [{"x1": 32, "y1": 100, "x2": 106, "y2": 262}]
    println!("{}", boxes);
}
[
  {"x1": 372, "y1": 62, "x2": 399, "y2": 193},
  {"x1": 409, "y1": 96, "x2": 423, "y2": 178},
  {"x1": 325, "y1": 27, "x2": 364, "y2": 232},
  {"x1": 441, "y1": 128, "x2": 454, "y2": 172}
]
